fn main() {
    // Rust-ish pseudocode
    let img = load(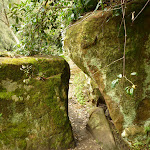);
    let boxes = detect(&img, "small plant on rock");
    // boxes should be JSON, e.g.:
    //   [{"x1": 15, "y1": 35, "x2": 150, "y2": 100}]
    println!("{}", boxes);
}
[{"x1": 111, "y1": 72, "x2": 137, "y2": 96}]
